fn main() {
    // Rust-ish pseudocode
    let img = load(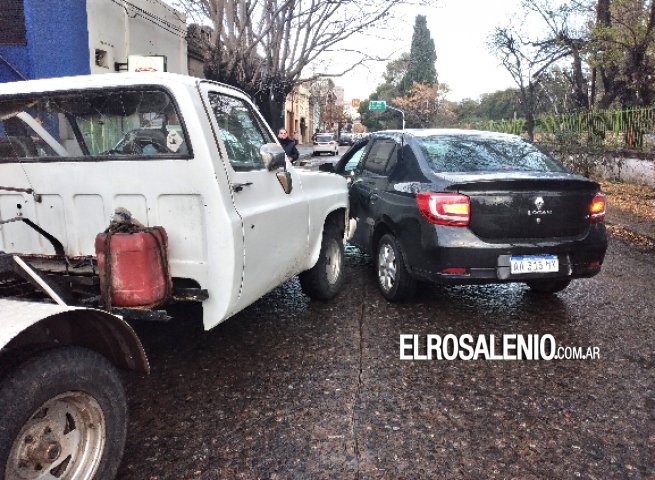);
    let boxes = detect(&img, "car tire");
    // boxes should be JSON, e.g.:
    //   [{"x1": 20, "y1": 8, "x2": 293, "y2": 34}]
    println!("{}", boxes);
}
[
  {"x1": 0, "y1": 346, "x2": 127, "y2": 480},
  {"x1": 376, "y1": 233, "x2": 416, "y2": 302},
  {"x1": 526, "y1": 278, "x2": 571, "y2": 294},
  {"x1": 300, "y1": 222, "x2": 345, "y2": 300}
]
